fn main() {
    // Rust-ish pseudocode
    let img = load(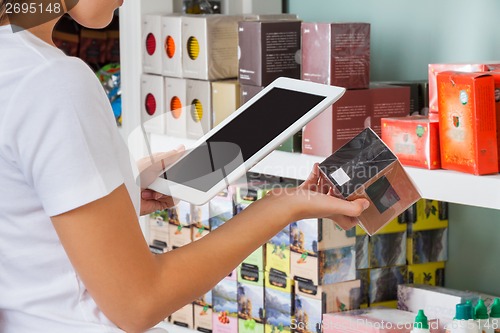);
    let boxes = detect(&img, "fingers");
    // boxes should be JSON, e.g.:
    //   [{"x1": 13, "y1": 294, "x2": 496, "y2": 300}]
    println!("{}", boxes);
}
[{"x1": 138, "y1": 146, "x2": 185, "y2": 187}]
